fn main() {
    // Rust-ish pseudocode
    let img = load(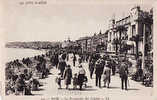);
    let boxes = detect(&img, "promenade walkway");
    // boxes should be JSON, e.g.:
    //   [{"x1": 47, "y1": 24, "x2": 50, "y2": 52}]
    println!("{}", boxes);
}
[{"x1": 32, "y1": 54, "x2": 153, "y2": 99}]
